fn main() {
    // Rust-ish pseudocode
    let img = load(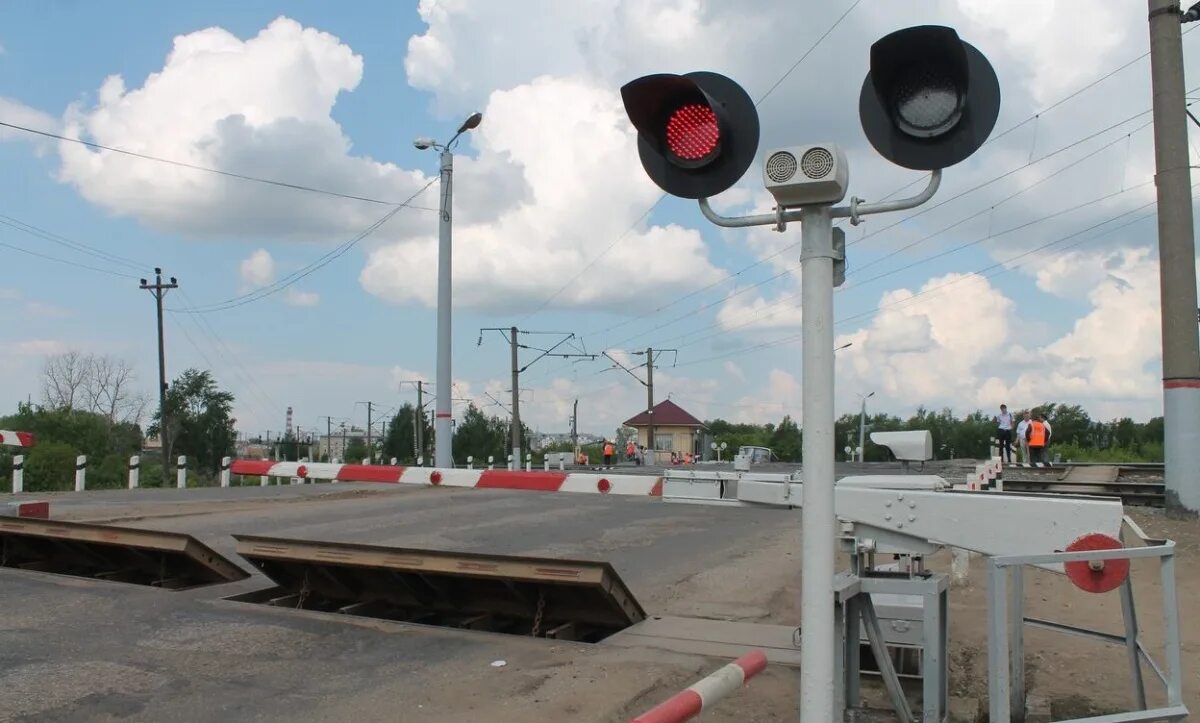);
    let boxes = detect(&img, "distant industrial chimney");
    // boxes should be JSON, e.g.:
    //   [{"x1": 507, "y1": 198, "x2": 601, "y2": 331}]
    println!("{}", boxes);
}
[{"x1": 285, "y1": 406, "x2": 294, "y2": 439}]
